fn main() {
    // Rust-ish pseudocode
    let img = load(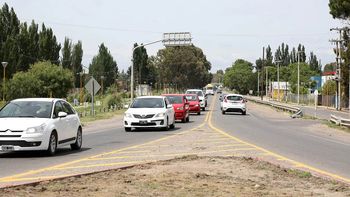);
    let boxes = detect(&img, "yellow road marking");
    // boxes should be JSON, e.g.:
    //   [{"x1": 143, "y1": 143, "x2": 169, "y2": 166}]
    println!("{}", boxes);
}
[
  {"x1": 208, "y1": 94, "x2": 350, "y2": 184},
  {"x1": 217, "y1": 144, "x2": 248, "y2": 148},
  {"x1": 0, "y1": 174, "x2": 77, "y2": 183},
  {"x1": 53, "y1": 160, "x2": 157, "y2": 170}
]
